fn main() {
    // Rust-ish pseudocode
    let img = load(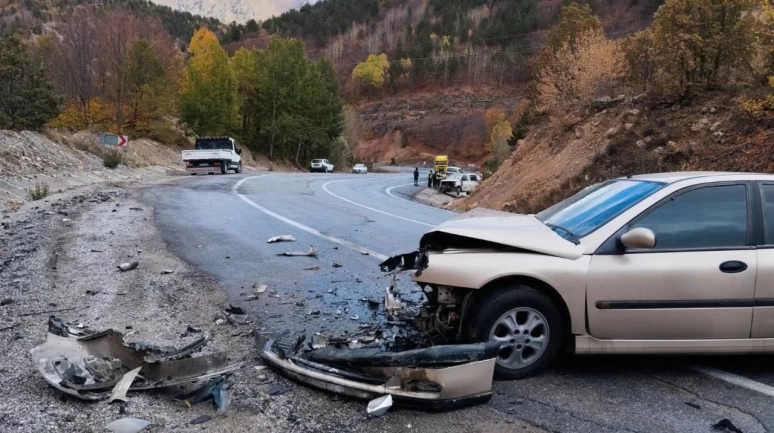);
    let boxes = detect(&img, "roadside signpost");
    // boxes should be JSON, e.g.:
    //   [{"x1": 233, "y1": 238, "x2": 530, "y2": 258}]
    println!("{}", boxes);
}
[{"x1": 99, "y1": 133, "x2": 129, "y2": 165}]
